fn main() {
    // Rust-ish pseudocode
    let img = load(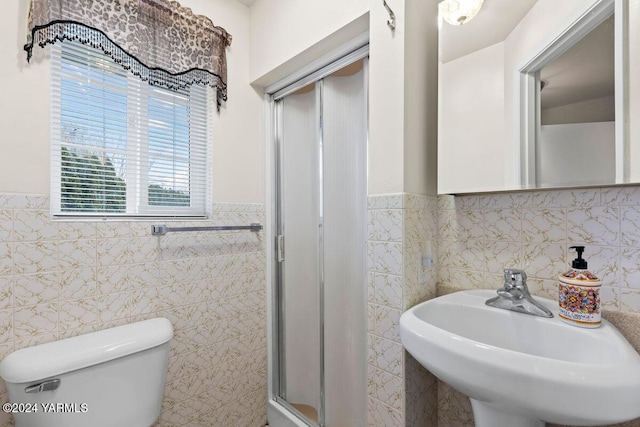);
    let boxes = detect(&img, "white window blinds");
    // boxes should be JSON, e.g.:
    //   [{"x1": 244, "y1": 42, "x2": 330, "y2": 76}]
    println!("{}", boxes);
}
[{"x1": 50, "y1": 41, "x2": 210, "y2": 217}]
